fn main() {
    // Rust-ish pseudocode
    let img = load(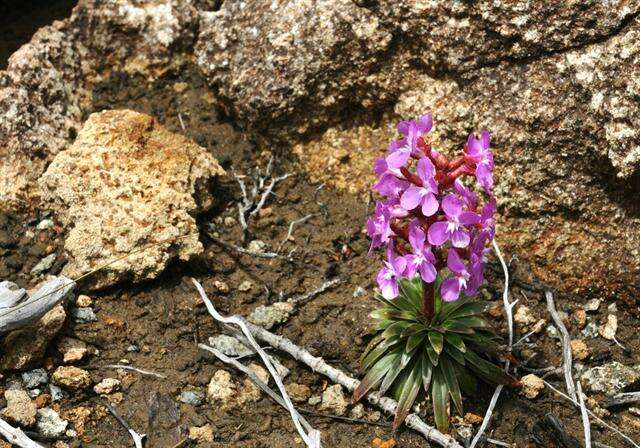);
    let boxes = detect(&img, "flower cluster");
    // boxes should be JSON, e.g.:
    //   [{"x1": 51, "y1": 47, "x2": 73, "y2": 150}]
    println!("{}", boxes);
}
[{"x1": 367, "y1": 114, "x2": 496, "y2": 302}]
